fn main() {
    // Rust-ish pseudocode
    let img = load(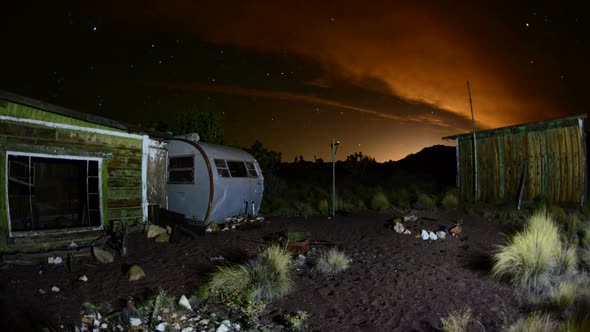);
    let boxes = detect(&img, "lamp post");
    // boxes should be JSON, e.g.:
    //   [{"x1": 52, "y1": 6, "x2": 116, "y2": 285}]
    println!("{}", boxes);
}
[{"x1": 331, "y1": 138, "x2": 340, "y2": 217}]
